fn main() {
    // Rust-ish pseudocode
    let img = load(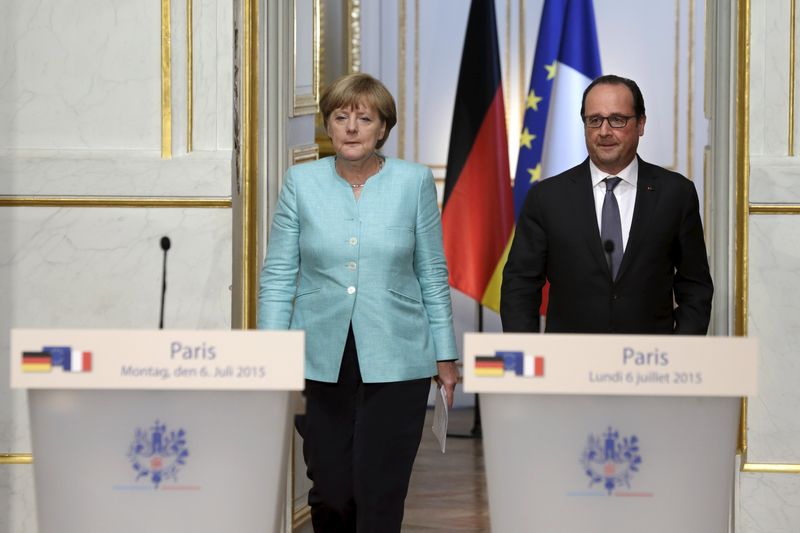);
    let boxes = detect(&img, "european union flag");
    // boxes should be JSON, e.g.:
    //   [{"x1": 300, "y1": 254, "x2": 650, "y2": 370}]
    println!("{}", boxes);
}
[
  {"x1": 43, "y1": 346, "x2": 72, "y2": 371},
  {"x1": 497, "y1": 350, "x2": 524, "y2": 375}
]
